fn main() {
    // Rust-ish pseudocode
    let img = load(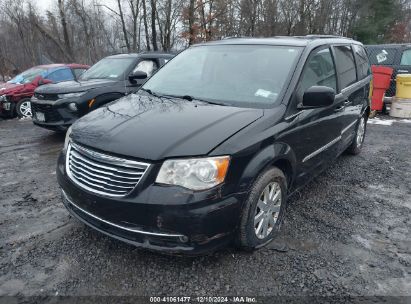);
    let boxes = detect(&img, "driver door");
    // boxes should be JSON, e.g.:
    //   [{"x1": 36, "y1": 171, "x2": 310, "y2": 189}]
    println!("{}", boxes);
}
[{"x1": 283, "y1": 46, "x2": 344, "y2": 186}]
